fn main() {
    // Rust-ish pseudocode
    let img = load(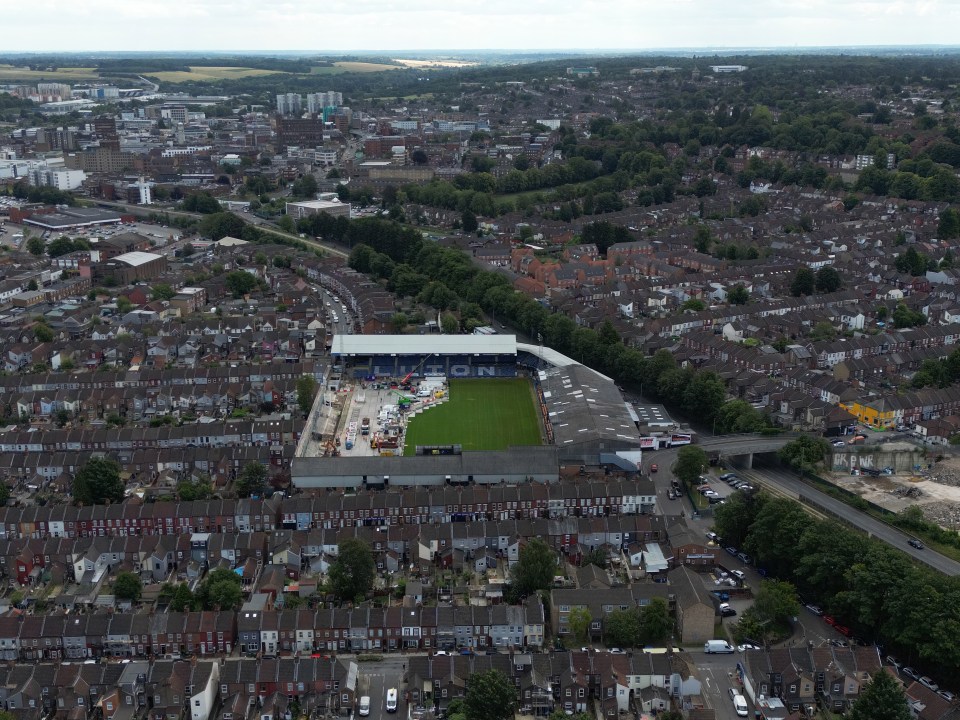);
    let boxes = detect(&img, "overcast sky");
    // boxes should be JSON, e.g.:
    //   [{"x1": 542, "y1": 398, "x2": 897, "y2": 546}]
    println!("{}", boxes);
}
[{"x1": 5, "y1": 0, "x2": 960, "y2": 53}]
